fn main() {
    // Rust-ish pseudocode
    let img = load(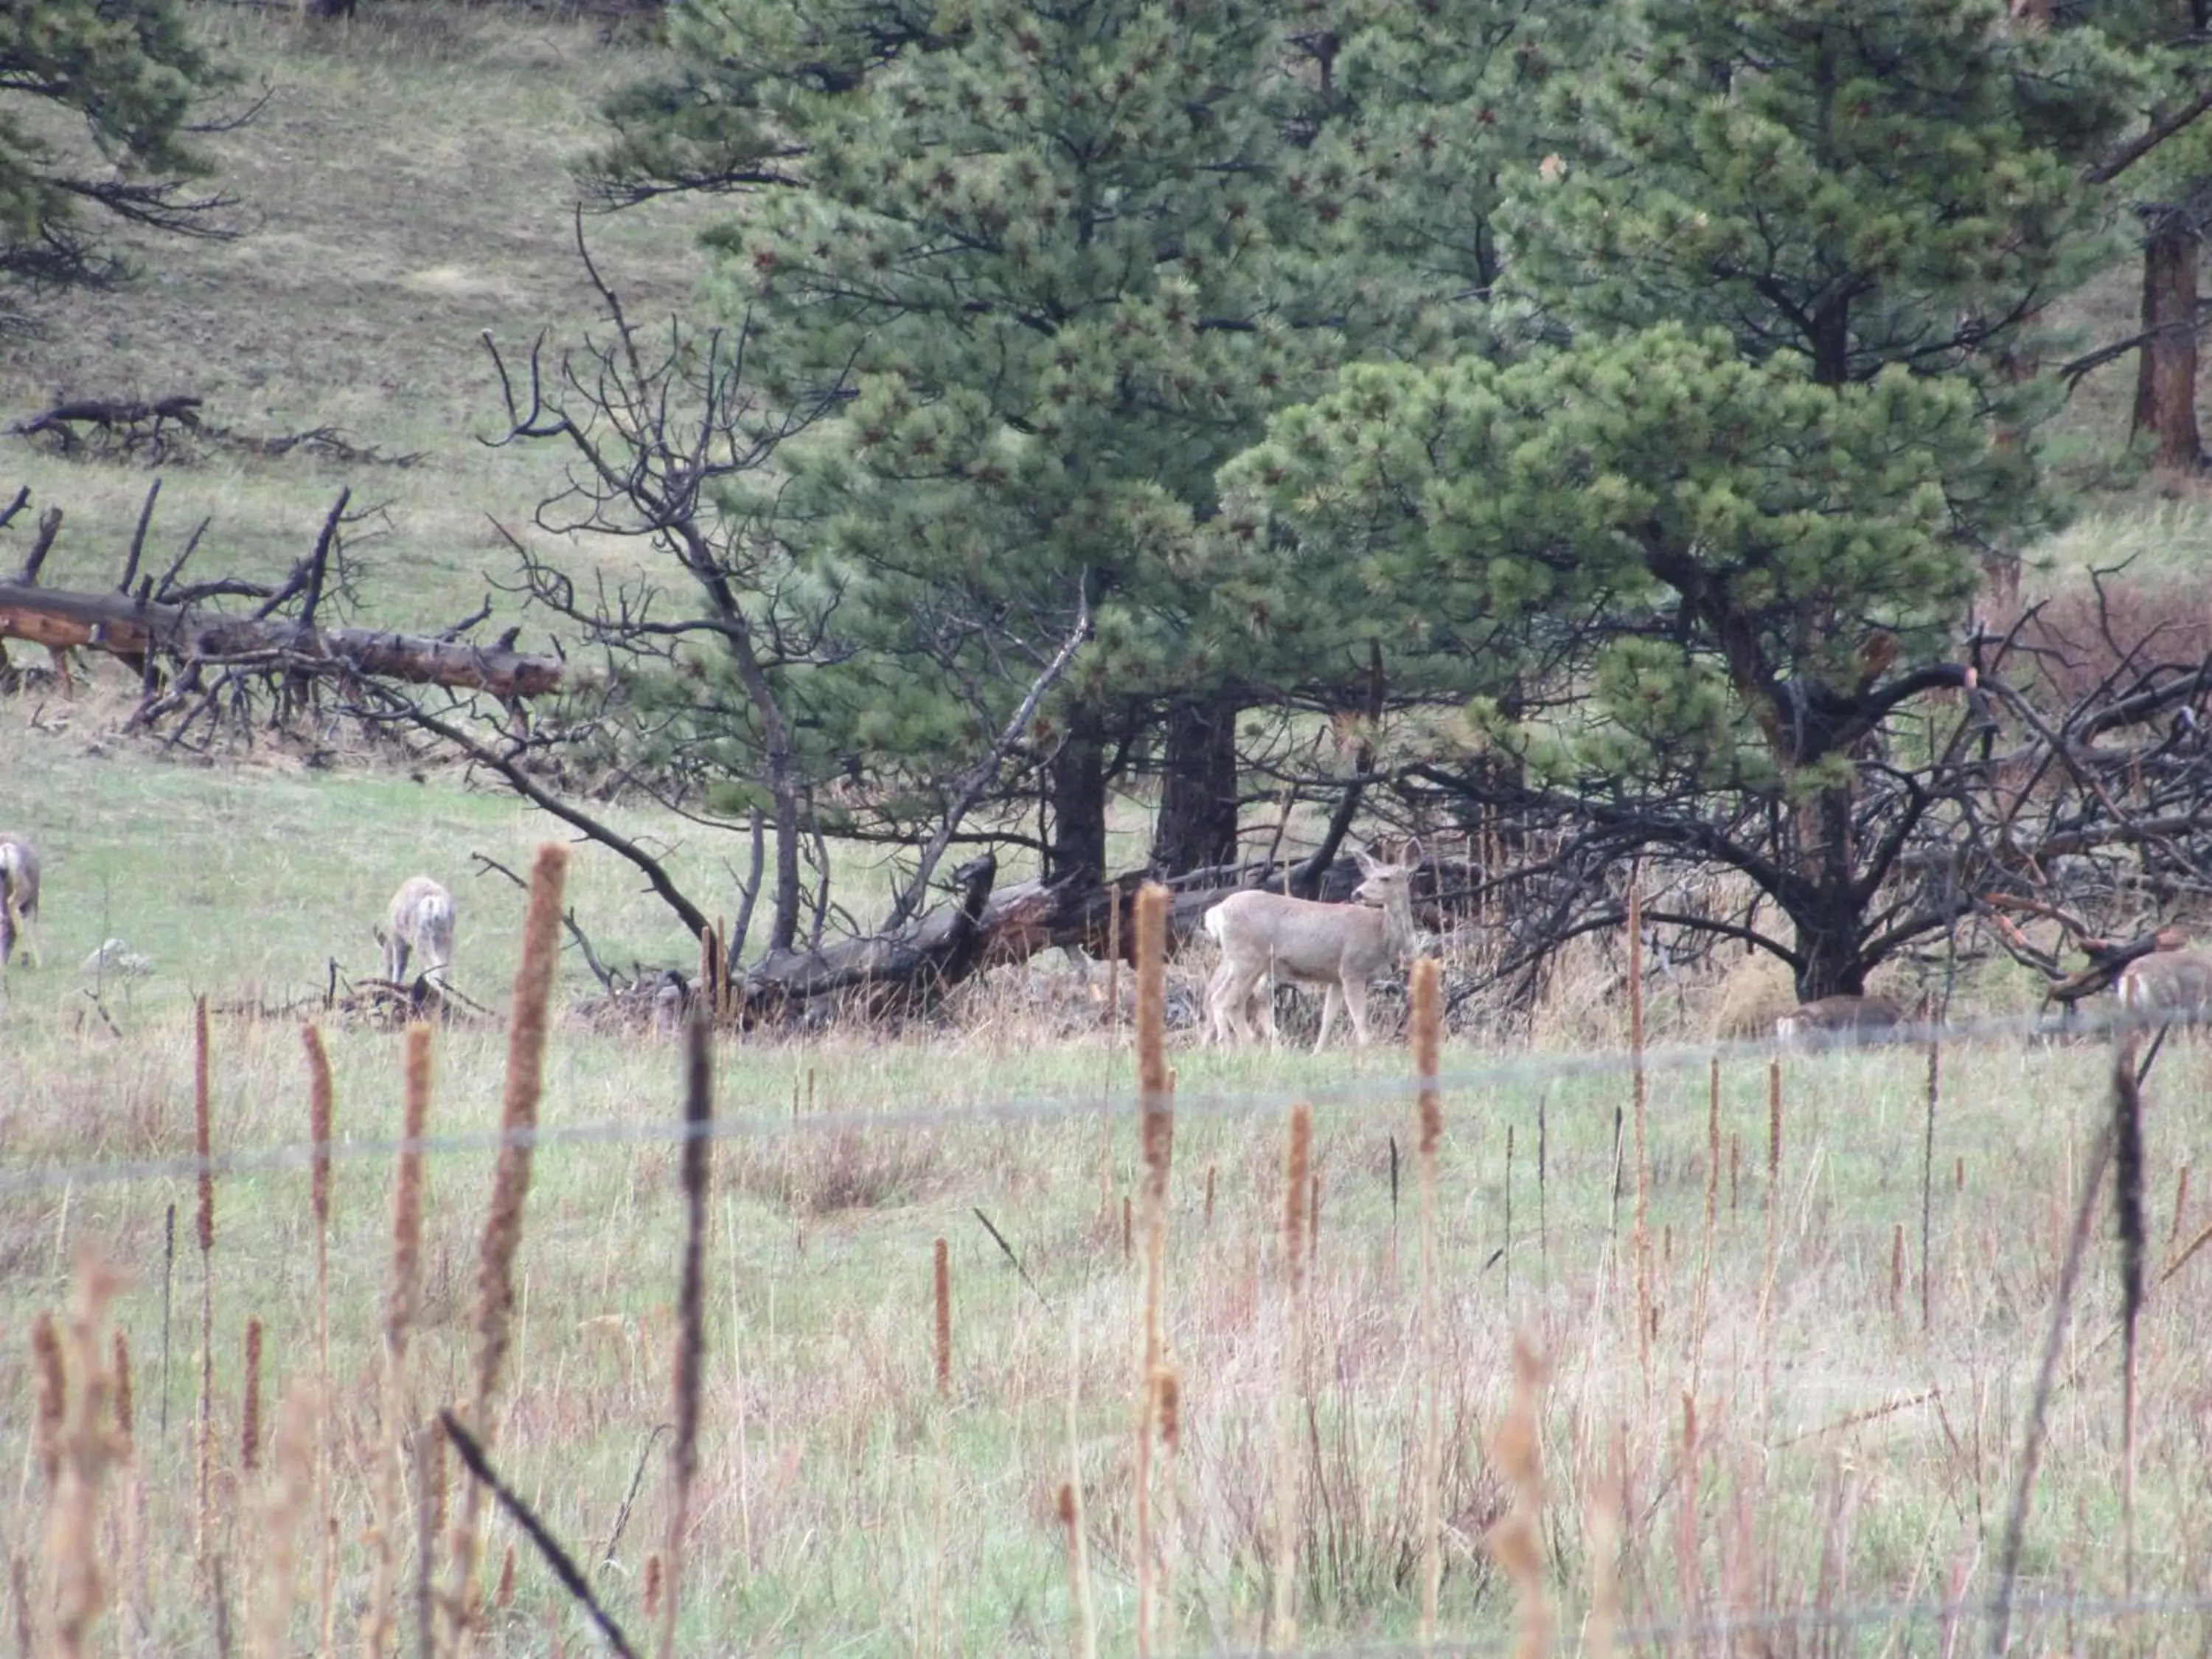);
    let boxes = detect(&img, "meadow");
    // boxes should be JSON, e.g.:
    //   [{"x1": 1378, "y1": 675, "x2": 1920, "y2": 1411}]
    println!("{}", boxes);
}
[
  {"x1": 6, "y1": 677, "x2": 2212, "y2": 1657},
  {"x1": 6, "y1": 3, "x2": 2212, "y2": 1653}
]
